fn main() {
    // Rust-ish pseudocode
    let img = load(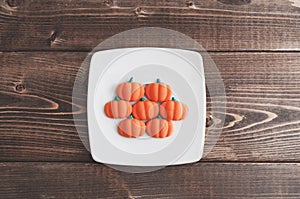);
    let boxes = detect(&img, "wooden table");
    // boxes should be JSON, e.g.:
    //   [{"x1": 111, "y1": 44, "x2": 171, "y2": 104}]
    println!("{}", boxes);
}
[{"x1": 1, "y1": 0, "x2": 300, "y2": 198}]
